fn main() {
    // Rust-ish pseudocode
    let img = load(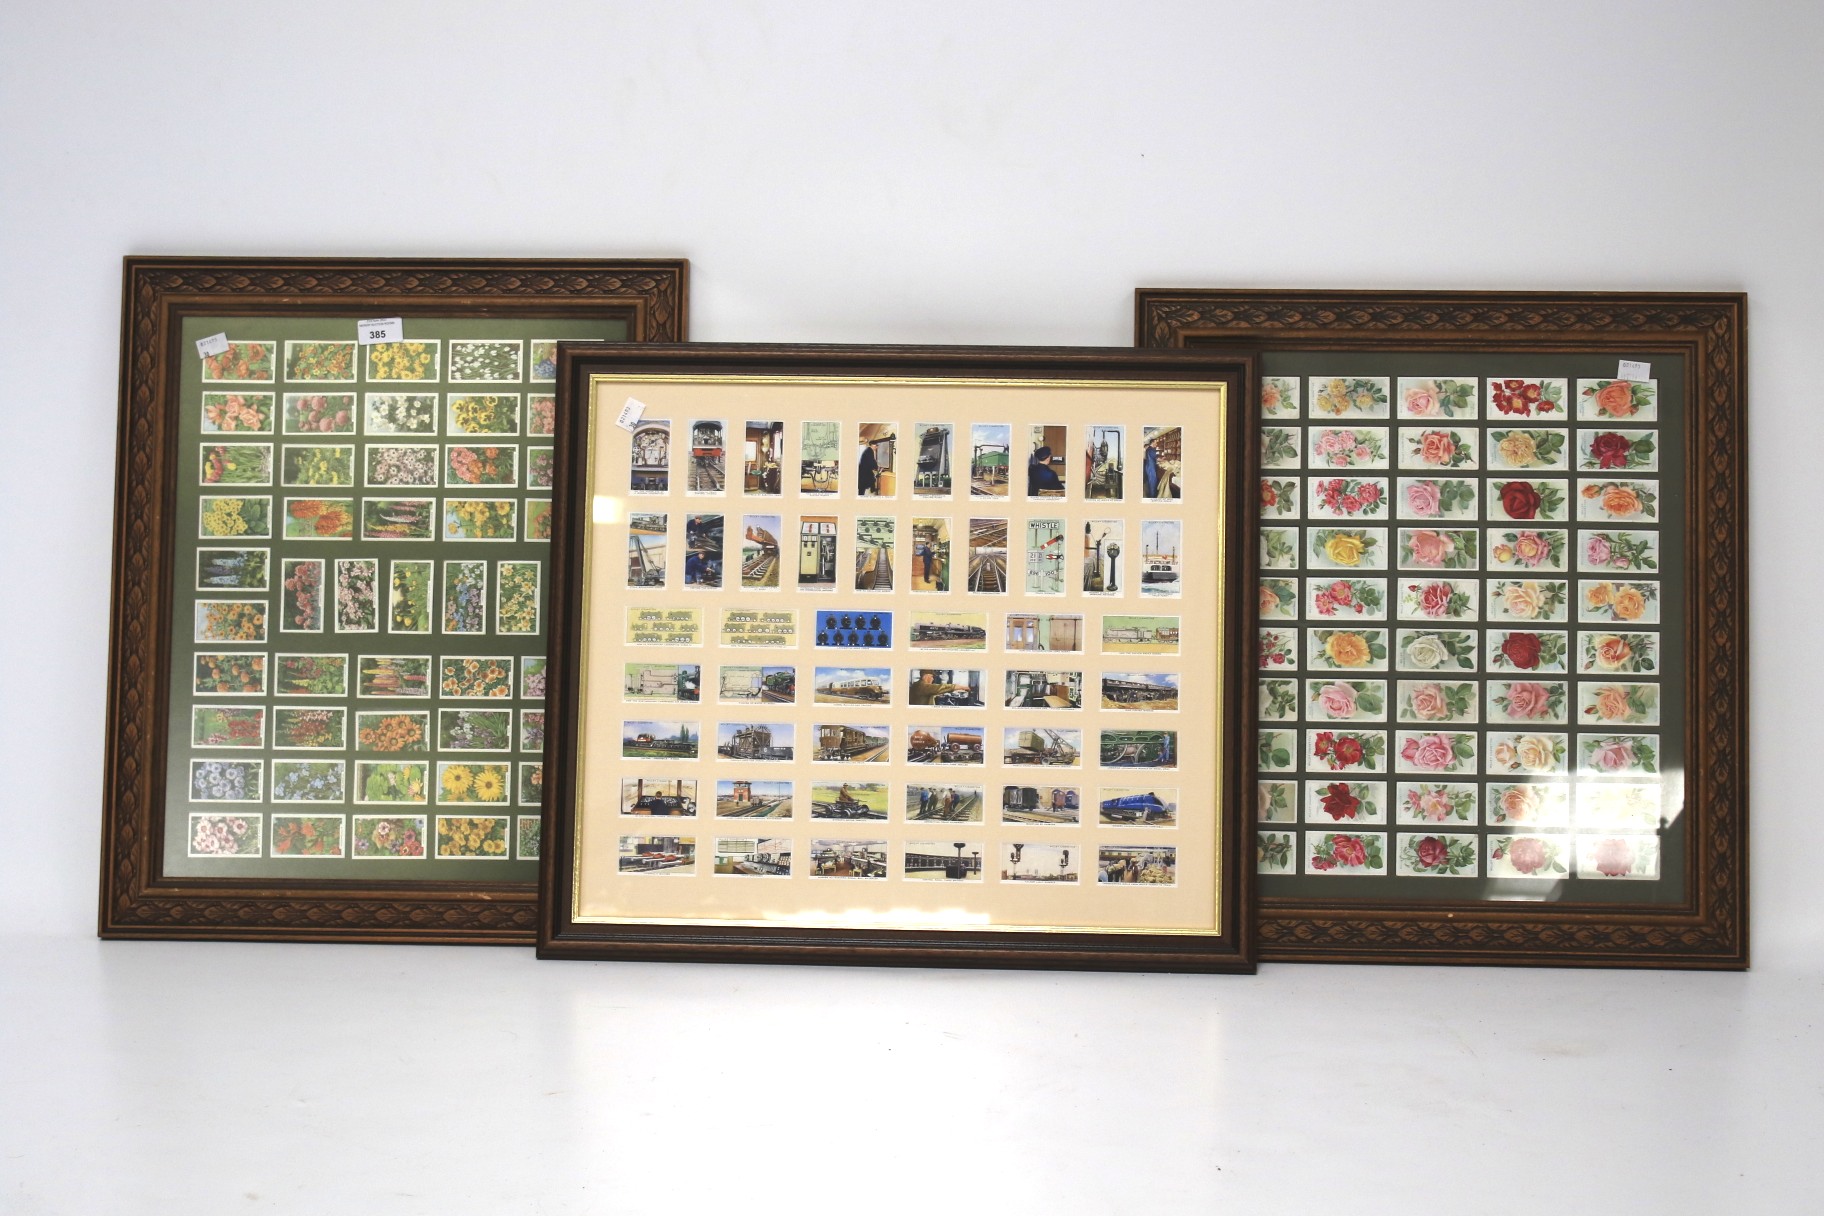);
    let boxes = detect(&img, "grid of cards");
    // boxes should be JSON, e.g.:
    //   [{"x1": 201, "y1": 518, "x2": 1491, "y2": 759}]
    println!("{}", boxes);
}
[
  {"x1": 1254, "y1": 375, "x2": 1669, "y2": 883},
  {"x1": 604, "y1": 417, "x2": 1195, "y2": 888},
  {"x1": 183, "y1": 336, "x2": 567, "y2": 864}
]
